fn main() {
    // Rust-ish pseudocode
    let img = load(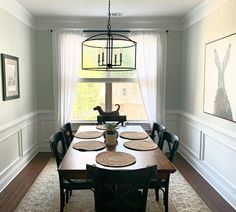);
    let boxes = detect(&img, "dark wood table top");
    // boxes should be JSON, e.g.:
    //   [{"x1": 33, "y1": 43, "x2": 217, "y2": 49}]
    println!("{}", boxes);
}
[{"x1": 59, "y1": 125, "x2": 176, "y2": 178}]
